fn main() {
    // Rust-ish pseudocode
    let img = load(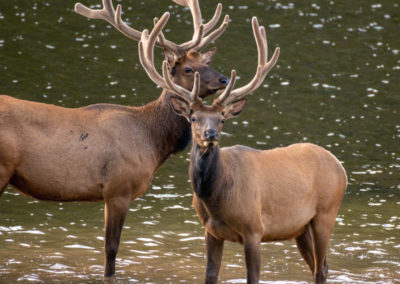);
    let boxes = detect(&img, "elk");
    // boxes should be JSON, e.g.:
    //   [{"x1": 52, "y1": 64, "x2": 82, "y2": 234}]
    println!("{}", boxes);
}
[
  {"x1": 0, "y1": 0, "x2": 230, "y2": 278},
  {"x1": 148, "y1": 16, "x2": 347, "y2": 284}
]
